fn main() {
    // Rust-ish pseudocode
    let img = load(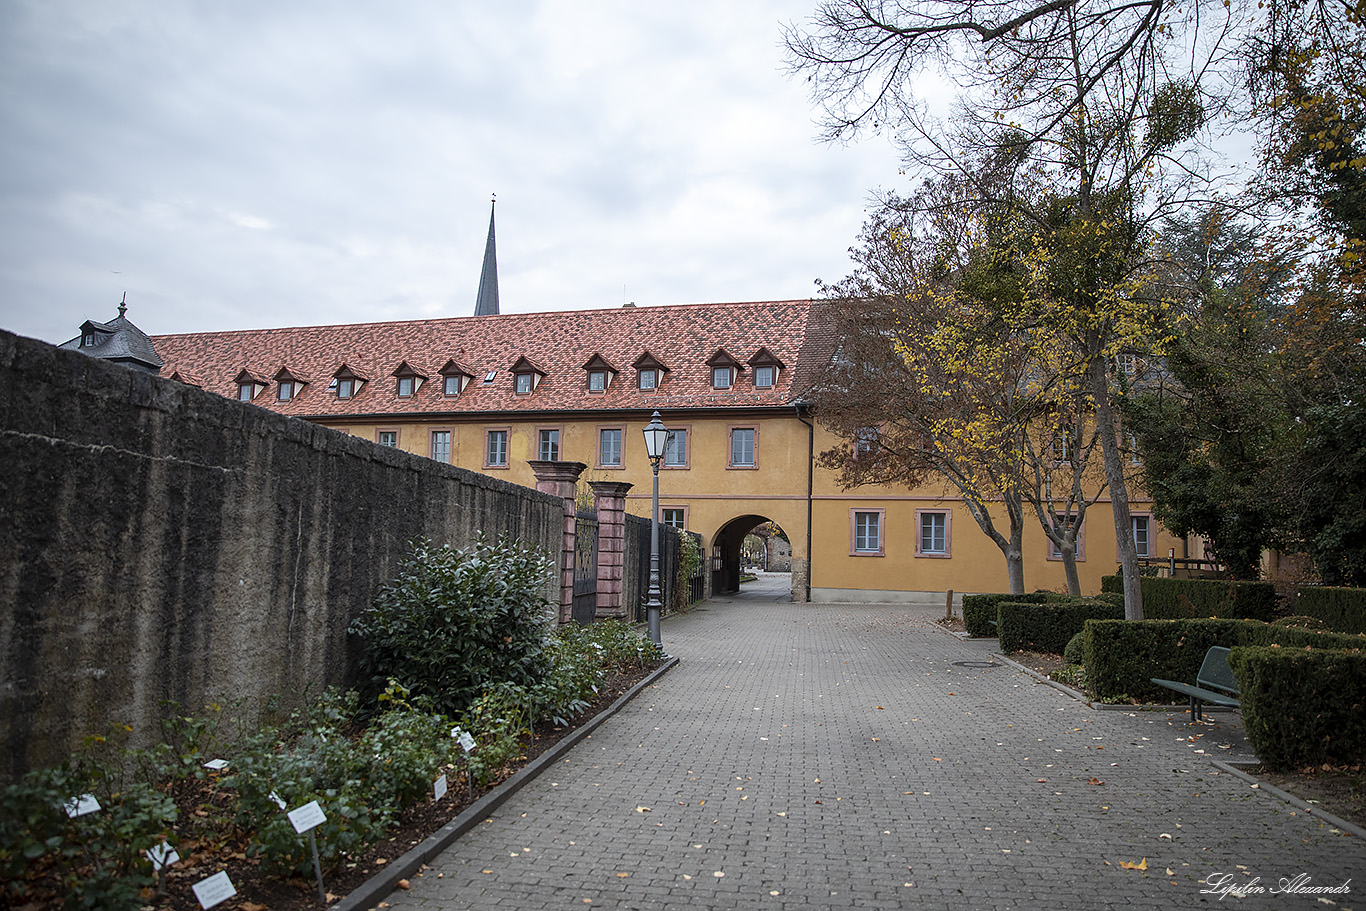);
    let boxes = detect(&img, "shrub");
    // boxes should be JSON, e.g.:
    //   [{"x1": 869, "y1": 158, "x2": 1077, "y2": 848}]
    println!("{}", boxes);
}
[
  {"x1": 1064, "y1": 632, "x2": 1086, "y2": 665},
  {"x1": 997, "y1": 599, "x2": 1125, "y2": 655},
  {"x1": 1295, "y1": 585, "x2": 1366, "y2": 635},
  {"x1": 1228, "y1": 646, "x2": 1366, "y2": 771},
  {"x1": 350, "y1": 535, "x2": 556, "y2": 716},
  {"x1": 962, "y1": 593, "x2": 1055, "y2": 637},
  {"x1": 1099, "y1": 575, "x2": 1278, "y2": 621}
]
